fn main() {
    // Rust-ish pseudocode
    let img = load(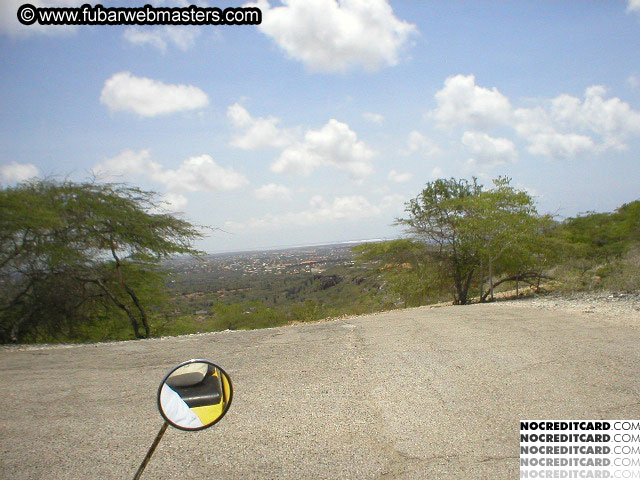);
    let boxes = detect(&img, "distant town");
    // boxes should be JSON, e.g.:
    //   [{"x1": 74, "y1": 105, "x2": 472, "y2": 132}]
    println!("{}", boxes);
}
[
  {"x1": 163, "y1": 241, "x2": 390, "y2": 324},
  {"x1": 167, "y1": 241, "x2": 383, "y2": 278}
]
